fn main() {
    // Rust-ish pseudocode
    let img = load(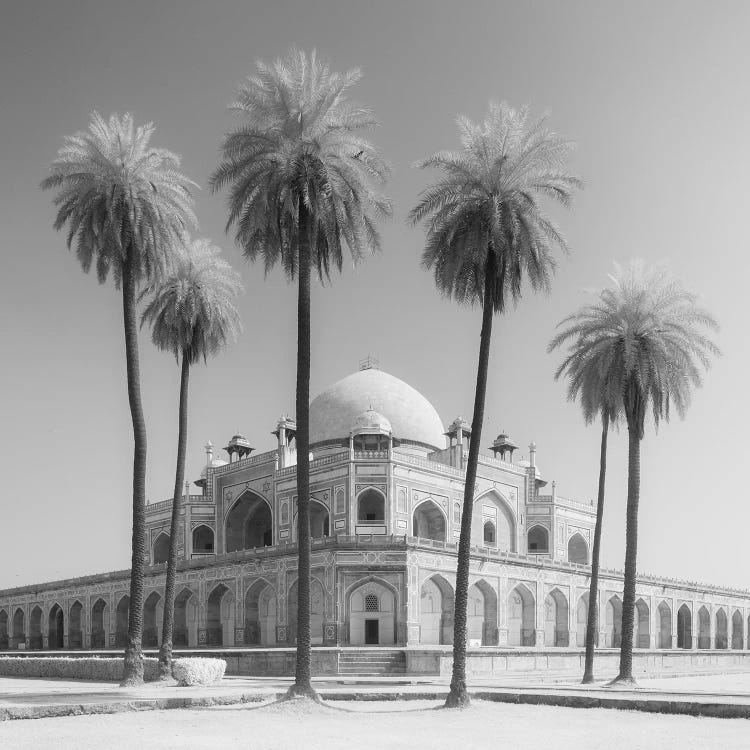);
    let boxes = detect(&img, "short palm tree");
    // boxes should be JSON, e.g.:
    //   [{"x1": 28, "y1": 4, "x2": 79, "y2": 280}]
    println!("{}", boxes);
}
[
  {"x1": 553, "y1": 261, "x2": 719, "y2": 684},
  {"x1": 140, "y1": 236, "x2": 242, "y2": 678},
  {"x1": 410, "y1": 102, "x2": 581, "y2": 707},
  {"x1": 549, "y1": 303, "x2": 622, "y2": 683},
  {"x1": 210, "y1": 48, "x2": 391, "y2": 699},
  {"x1": 41, "y1": 113, "x2": 196, "y2": 685}
]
